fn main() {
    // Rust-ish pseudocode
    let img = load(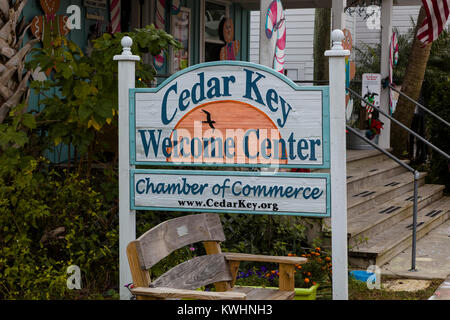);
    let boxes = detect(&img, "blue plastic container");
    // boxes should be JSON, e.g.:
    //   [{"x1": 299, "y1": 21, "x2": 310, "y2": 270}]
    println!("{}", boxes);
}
[{"x1": 349, "y1": 270, "x2": 376, "y2": 282}]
